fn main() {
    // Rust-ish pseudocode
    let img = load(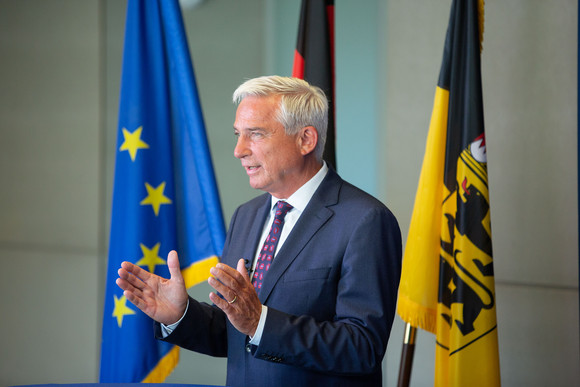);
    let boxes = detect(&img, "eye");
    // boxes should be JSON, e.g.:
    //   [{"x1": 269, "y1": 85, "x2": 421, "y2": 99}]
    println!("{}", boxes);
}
[
  {"x1": 251, "y1": 128, "x2": 271, "y2": 139},
  {"x1": 251, "y1": 131, "x2": 264, "y2": 138}
]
